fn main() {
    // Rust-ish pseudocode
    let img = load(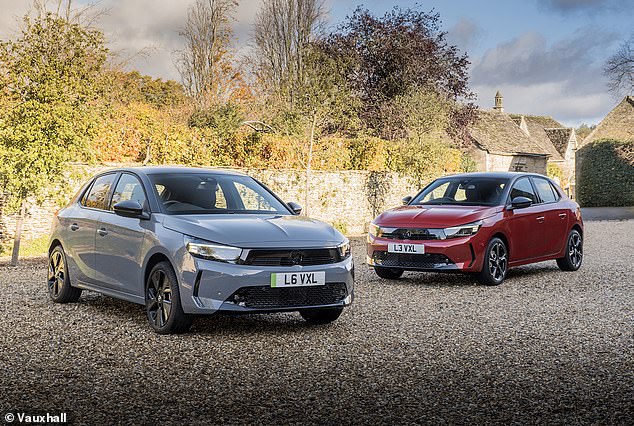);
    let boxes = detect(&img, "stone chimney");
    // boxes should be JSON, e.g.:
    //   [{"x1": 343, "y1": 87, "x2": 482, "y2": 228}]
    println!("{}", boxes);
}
[{"x1": 493, "y1": 90, "x2": 504, "y2": 112}]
